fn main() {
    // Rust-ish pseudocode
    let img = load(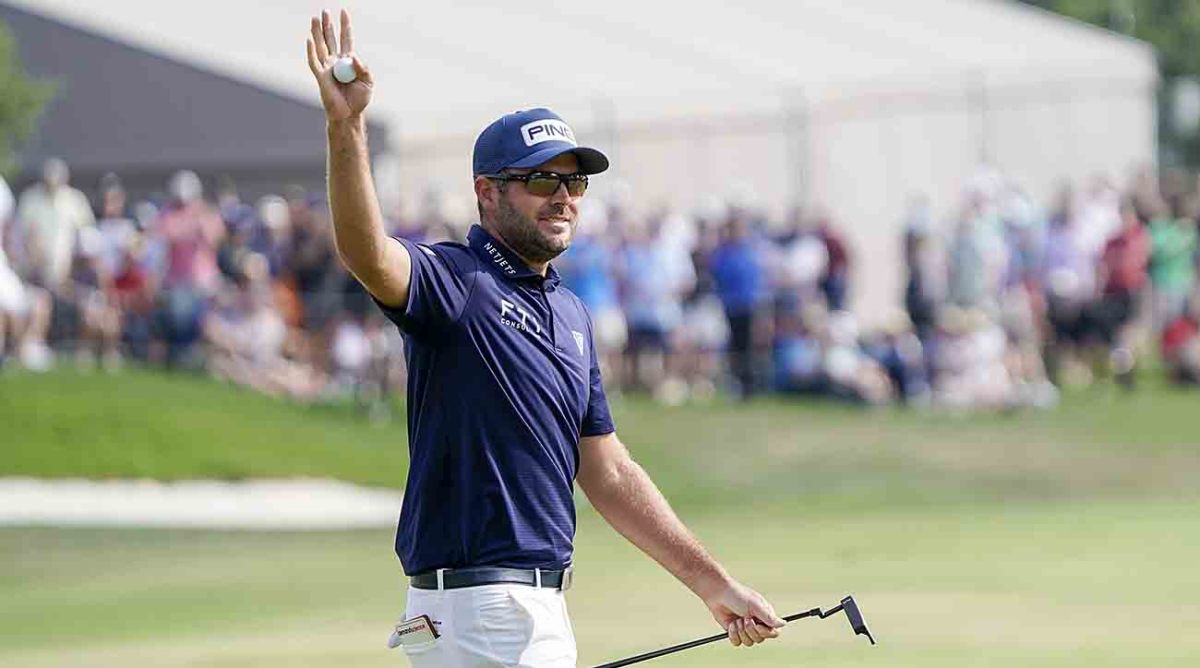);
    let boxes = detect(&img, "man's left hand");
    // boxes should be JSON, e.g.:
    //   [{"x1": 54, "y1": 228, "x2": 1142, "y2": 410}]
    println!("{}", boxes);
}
[{"x1": 702, "y1": 580, "x2": 786, "y2": 647}]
